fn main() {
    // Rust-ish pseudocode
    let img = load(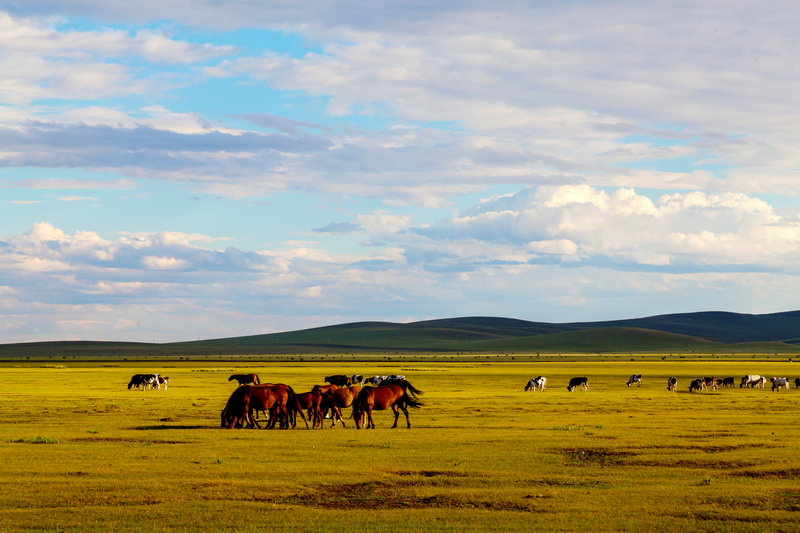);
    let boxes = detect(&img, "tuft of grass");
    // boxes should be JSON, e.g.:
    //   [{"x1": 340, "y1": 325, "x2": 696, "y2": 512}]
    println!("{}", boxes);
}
[{"x1": 11, "y1": 436, "x2": 60, "y2": 444}]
